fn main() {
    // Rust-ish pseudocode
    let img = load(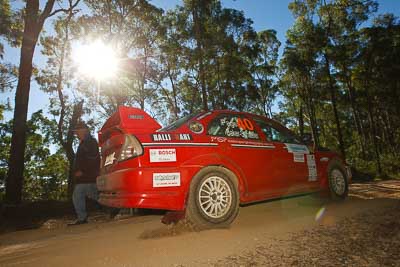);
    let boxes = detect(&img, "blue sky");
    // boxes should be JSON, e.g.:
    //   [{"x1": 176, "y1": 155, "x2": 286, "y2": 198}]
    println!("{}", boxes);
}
[{"x1": 2, "y1": 0, "x2": 400, "y2": 121}]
